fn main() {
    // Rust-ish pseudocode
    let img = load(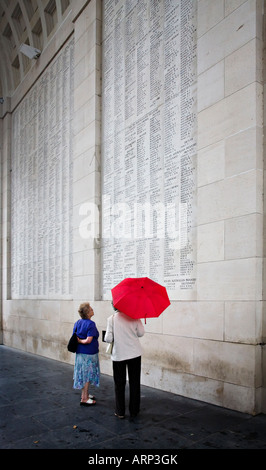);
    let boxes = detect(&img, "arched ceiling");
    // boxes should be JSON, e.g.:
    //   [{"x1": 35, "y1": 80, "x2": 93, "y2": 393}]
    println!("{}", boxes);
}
[{"x1": 0, "y1": 0, "x2": 73, "y2": 98}]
